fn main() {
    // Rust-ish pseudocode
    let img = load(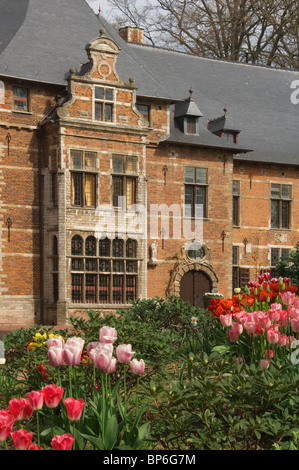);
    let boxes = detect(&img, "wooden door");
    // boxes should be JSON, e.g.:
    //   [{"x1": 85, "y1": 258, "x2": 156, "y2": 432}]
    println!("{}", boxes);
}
[{"x1": 180, "y1": 270, "x2": 212, "y2": 308}]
